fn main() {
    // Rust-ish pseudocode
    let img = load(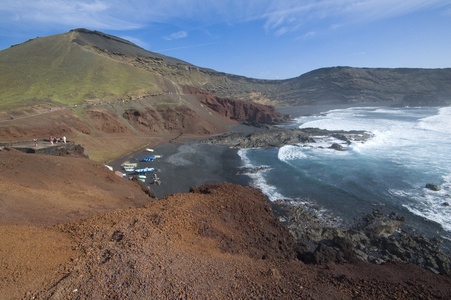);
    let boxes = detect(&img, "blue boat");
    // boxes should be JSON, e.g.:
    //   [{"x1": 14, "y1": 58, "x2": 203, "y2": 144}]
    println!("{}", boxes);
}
[
  {"x1": 141, "y1": 155, "x2": 163, "y2": 162},
  {"x1": 134, "y1": 167, "x2": 155, "y2": 173},
  {"x1": 141, "y1": 156, "x2": 155, "y2": 162}
]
